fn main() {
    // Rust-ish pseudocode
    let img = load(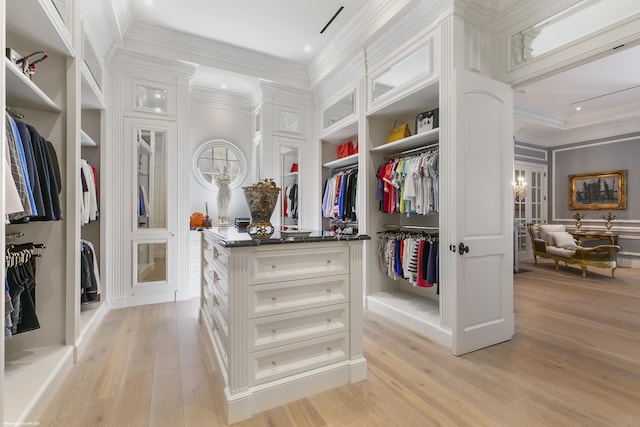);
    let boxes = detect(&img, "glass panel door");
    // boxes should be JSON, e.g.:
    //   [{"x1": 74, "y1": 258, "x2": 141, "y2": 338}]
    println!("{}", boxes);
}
[
  {"x1": 281, "y1": 146, "x2": 299, "y2": 230},
  {"x1": 515, "y1": 161, "x2": 548, "y2": 261},
  {"x1": 126, "y1": 118, "x2": 177, "y2": 294}
]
